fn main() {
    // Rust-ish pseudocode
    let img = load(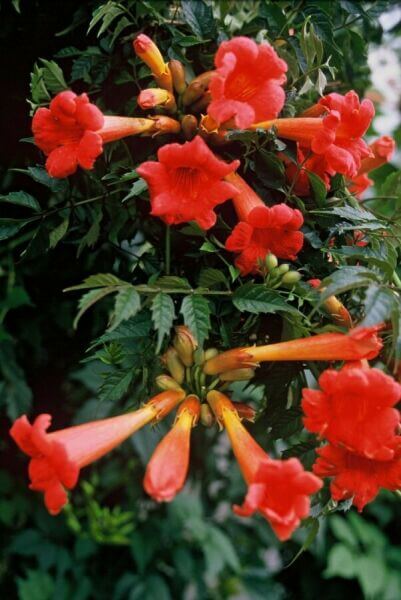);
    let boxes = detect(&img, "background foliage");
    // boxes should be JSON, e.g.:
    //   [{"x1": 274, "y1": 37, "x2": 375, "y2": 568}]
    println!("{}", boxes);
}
[{"x1": 1, "y1": 0, "x2": 401, "y2": 598}]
